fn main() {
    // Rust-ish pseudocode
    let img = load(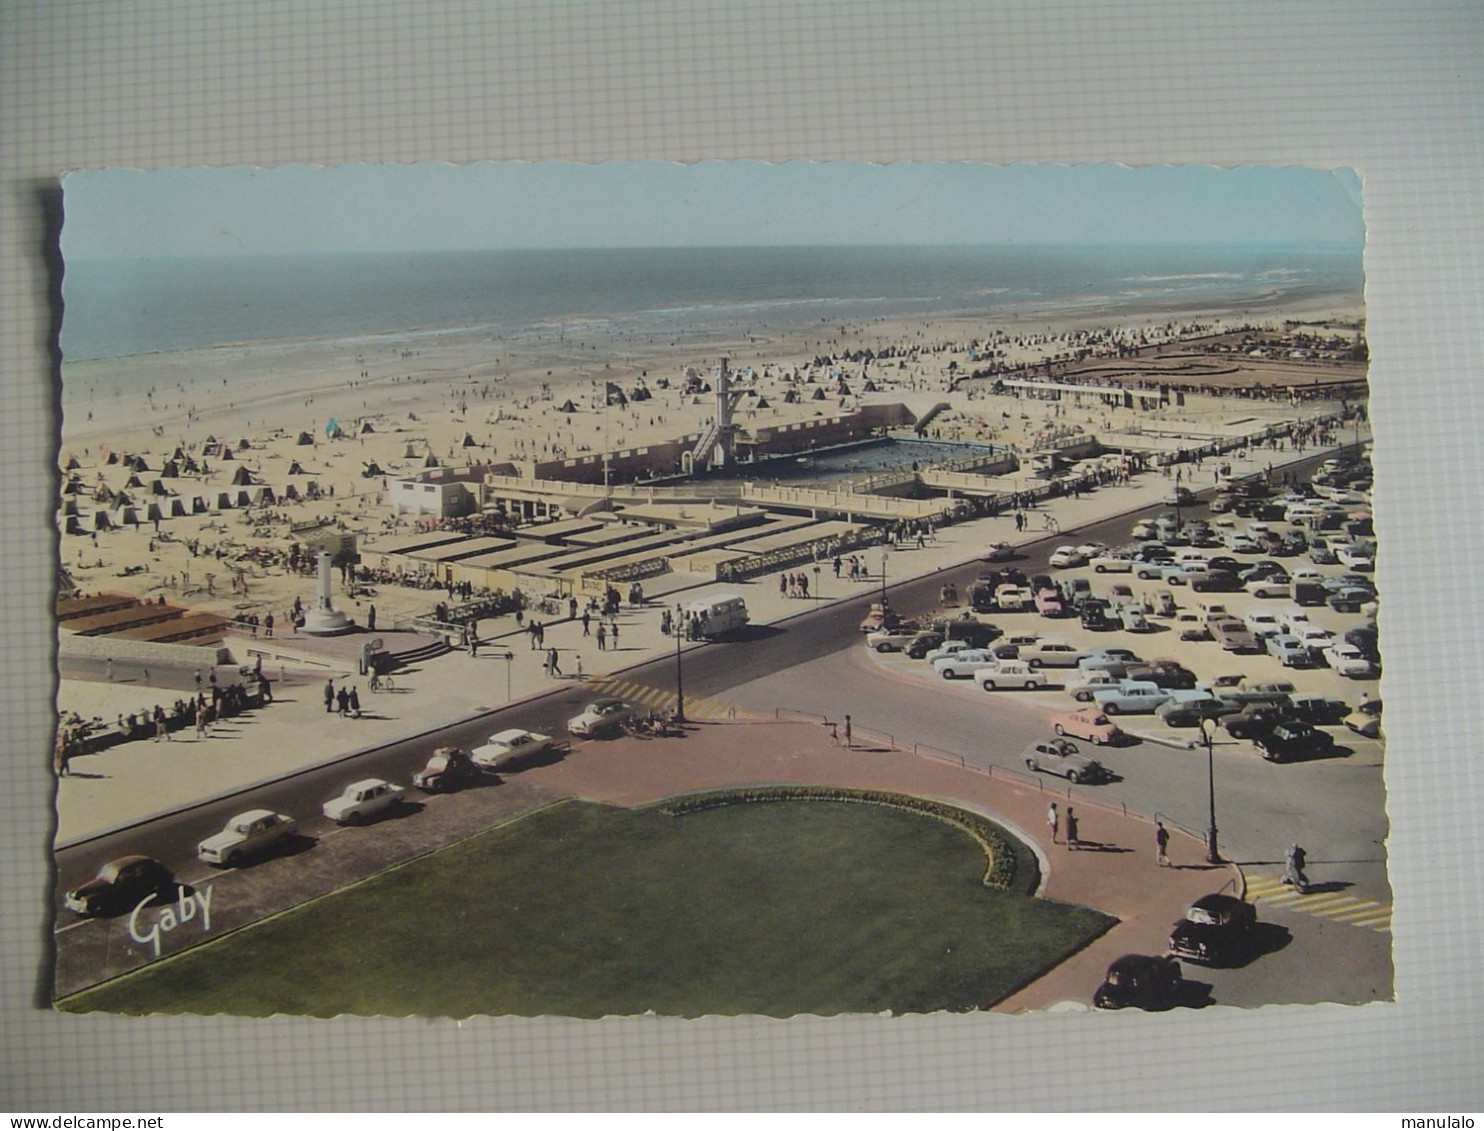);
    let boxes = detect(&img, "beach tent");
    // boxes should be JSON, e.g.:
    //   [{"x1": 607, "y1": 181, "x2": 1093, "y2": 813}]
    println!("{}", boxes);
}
[
  {"x1": 214, "y1": 492, "x2": 234, "y2": 510},
  {"x1": 287, "y1": 460, "x2": 305, "y2": 475},
  {"x1": 629, "y1": 385, "x2": 651, "y2": 402},
  {"x1": 404, "y1": 442, "x2": 419, "y2": 458},
  {"x1": 360, "y1": 421, "x2": 376, "y2": 434},
  {"x1": 61, "y1": 499, "x2": 78, "y2": 517},
  {"x1": 836, "y1": 381, "x2": 852, "y2": 396},
  {"x1": 64, "y1": 455, "x2": 80, "y2": 471},
  {"x1": 605, "y1": 382, "x2": 628, "y2": 407},
  {"x1": 811, "y1": 387, "x2": 828, "y2": 401},
  {"x1": 169, "y1": 498, "x2": 189, "y2": 517},
  {"x1": 557, "y1": 399, "x2": 578, "y2": 413},
  {"x1": 63, "y1": 478, "x2": 84, "y2": 495},
  {"x1": 191, "y1": 496, "x2": 210, "y2": 515},
  {"x1": 150, "y1": 479, "x2": 170, "y2": 496},
  {"x1": 88, "y1": 510, "x2": 112, "y2": 531},
  {"x1": 862, "y1": 379, "x2": 879, "y2": 393},
  {"x1": 171, "y1": 446, "x2": 186, "y2": 461},
  {"x1": 238, "y1": 438, "x2": 252, "y2": 449},
  {"x1": 423, "y1": 454, "x2": 441, "y2": 468},
  {"x1": 125, "y1": 474, "x2": 144, "y2": 489},
  {"x1": 129, "y1": 455, "x2": 151, "y2": 472},
  {"x1": 296, "y1": 431, "x2": 315, "y2": 446},
  {"x1": 64, "y1": 516, "x2": 83, "y2": 535},
  {"x1": 160, "y1": 461, "x2": 179, "y2": 478},
  {"x1": 230, "y1": 465, "x2": 255, "y2": 486},
  {"x1": 282, "y1": 483, "x2": 301, "y2": 501},
  {"x1": 145, "y1": 502, "x2": 165, "y2": 522},
  {"x1": 105, "y1": 452, "x2": 120, "y2": 465},
  {"x1": 220, "y1": 446, "x2": 235, "y2": 461},
  {"x1": 461, "y1": 432, "x2": 477, "y2": 447},
  {"x1": 112, "y1": 505, "x2": 139, "y2": 526},
  {"x1": 181, "y1": 456, "x2": 200, "y2": 473},
  {"x1": 255, "y1": 485, "x2": 277, "y2": 504},
  {"x1": 362, "y1": 461, "x2": 385, "y2": 477},
  {"x1": 754, "y1": 397, "x2": 771, "y2": 409},
  {"x1": 782, "y1": 390, "x2": 799, "y2": 404},
  {"x1": 325, "y1": 418, "x2": 342, "y2": 439},
  {"x1": 233, "y1": 489, "x2": 253, "y2": 507}
]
